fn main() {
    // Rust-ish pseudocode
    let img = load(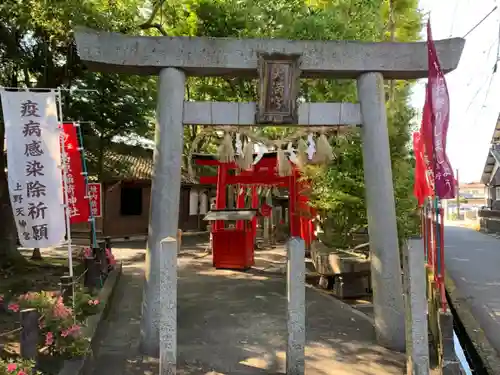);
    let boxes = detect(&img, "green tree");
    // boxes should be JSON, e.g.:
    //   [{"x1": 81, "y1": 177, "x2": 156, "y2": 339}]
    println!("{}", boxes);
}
[
  {"x1": 142, "y1": 0, "x2": 423, "y2": 246},
  {"x1": 63, "y1": 72, "x2": 157, "y2": 178},
  {"x1": 0, "y1": 0, "x2": 152, "y2": 265}
]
